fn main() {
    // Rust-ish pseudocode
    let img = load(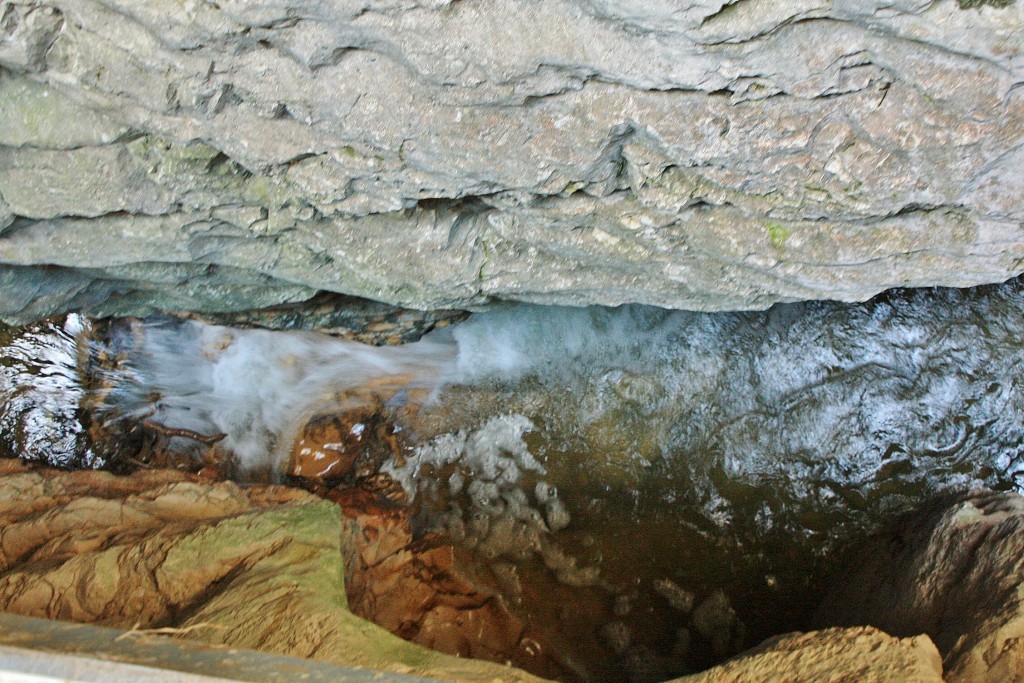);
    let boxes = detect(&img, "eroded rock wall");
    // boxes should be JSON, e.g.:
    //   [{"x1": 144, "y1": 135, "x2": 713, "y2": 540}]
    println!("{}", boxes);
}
[
  {"x1": 0, "y1": 459, "x2": 547, "y2": 682},
  {"x1": 815, "y1": 490, "x2": 1024, "y2": 683},
  {"x1": 0, "y1": 458, "x2": 953, "y2": 682},
  {"x1": 0, "y1": 0, "x2": 1022, "y2": 322}
]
